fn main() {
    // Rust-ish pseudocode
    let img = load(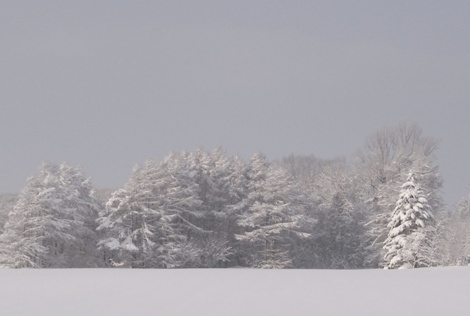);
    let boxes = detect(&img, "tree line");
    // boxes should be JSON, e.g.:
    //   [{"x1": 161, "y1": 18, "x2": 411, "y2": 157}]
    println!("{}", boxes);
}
[{"x1": 0, "y1": 122, "x2": 469, "y2": 269}]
